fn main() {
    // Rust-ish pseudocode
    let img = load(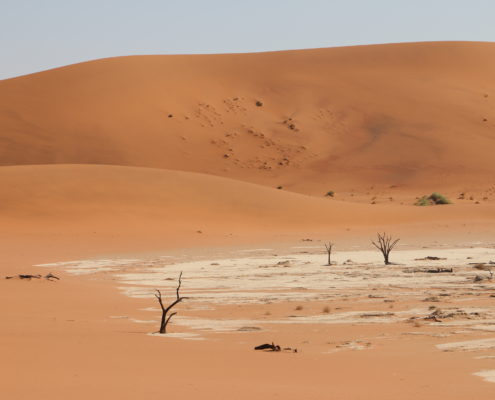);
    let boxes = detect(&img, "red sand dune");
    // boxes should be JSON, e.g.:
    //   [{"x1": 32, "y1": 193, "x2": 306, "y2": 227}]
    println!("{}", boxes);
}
[
  {"x1": 1, "y1": 41, "x2": 495, "y2": 256},
  {"x1": 0, "y1": 163, "x2": 493, "y2": 253},
  {"x1": 2, "y1": 41, "x2": 495, "y2": 196}
]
